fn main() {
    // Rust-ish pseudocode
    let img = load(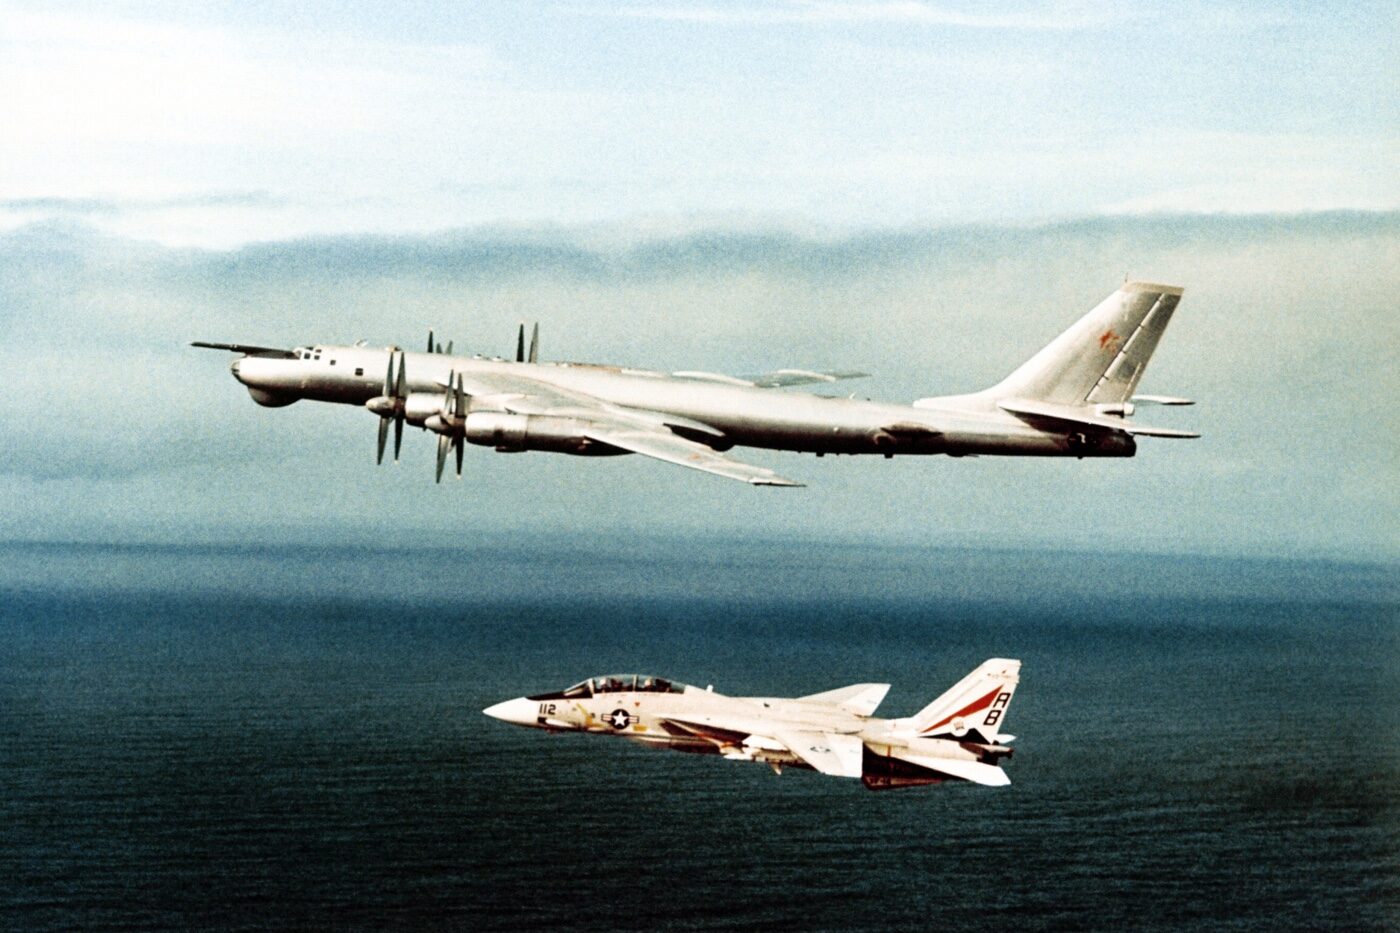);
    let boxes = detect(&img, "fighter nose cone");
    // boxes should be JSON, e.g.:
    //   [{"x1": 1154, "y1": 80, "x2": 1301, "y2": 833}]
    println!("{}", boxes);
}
[{"x1": 483, "y1": 697, "x2": 537, "y2": 726}]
